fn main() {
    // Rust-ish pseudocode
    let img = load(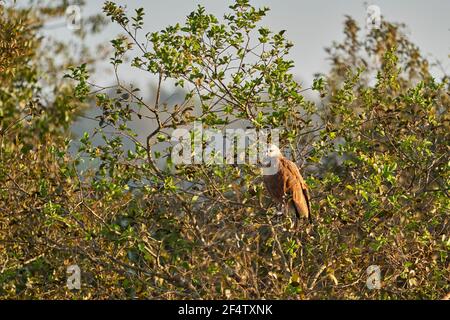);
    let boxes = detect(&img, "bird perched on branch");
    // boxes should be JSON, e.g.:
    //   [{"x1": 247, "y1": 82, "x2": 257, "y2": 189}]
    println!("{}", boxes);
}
[{"x1": 262, "y1": 144, "x2": 312, "y2": 226}]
